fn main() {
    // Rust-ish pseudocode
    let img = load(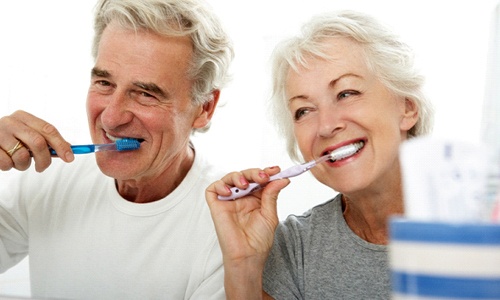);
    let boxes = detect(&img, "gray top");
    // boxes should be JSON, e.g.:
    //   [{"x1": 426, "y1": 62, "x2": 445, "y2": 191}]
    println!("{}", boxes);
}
[{"x1": 263, "y1": 194, "x2": 390, "y2": 299}]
